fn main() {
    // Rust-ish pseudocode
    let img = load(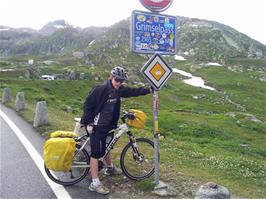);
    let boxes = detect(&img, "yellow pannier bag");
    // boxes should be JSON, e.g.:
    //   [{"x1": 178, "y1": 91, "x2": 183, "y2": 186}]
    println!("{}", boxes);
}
[
  {"x1": 127, "y1": 109, "x2": 147, "y2": 129},
  {"x1": 44, "y1": 137, "x2": 76, "y2": 171},
  {"x1": 50, "y1": 130, "x2": 78, "y2": 138}
]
